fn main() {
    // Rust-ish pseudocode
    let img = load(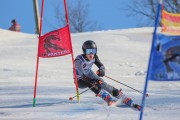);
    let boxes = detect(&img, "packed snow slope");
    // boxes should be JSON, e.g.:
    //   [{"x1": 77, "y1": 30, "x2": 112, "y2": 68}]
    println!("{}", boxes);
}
[{"x1": 0, "y1": 28, "x2": 180, "y2": 120}]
